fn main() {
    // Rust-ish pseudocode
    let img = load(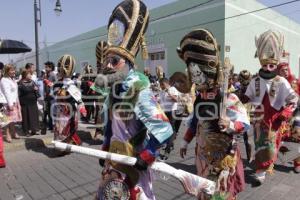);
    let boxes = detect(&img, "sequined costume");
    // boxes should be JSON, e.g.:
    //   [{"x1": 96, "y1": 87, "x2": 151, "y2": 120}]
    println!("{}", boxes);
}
[
  {"x1": 243, "y1": 30, "x2": 298, "y2": 183},
  {"x1": 94, "y1": 1, "x2": 173, "y2": 199},
  {"x1": 53, "y1": 55, "x2": 86, "y2": 145},
  {"x1": 277, "y1": 51, "x2": 300, "y2": 173},
  {"x1": 178, "y1": 29, "x2": 250, "y2": 200}
]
